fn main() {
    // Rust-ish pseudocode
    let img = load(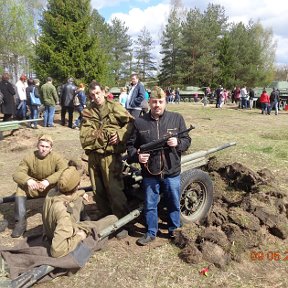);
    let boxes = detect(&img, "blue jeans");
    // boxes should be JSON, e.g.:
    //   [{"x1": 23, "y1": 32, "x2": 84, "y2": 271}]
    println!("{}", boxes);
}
[
  {"x1": 43, "y1": 105, "x2": 56, "y2": 127},
  {"x1": 74, "y1": 106, "x2": 83, "y2": 127},
  {"x1": 29, "y1": 105, "x2": 39, "y2": 127},
  {"x1": 270, "y1": 101, "x2": 278, "y2": 114},
  {"x1": 143, "y1": 175, "x2": 181, "y2": 237}
]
